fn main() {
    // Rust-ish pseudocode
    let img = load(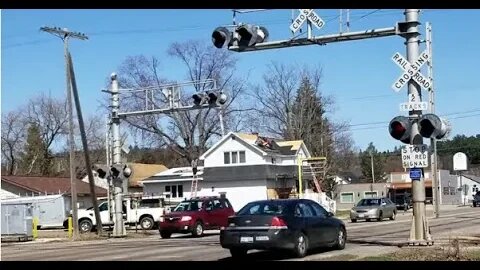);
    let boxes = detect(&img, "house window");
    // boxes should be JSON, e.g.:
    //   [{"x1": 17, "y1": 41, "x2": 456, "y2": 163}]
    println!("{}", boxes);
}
[
  {"x1": 340, "y1": 192, "x2": 354, "y2": 203},
  {"x1": 443, "y1": 187, "x2": 449, "y2": 195},
  {"x1": 224, "y1": 152, "x2": 230, "y2": 164},
  {"x1": 178, "y1": 185, "x2": 183, "y2": 198},
  {"x1": 271, "y1": 158, "x2": 276, "y2": 164},
  {"x1": 172, "y1": 185, "x2": 177, "y2": 198},
  {"x1": 164, "y1": 185, "x2": 184, "y2": 198},
  {"x1": 224, "y1": 151, "x2": 246, "y2": 164},
  {"x1": 449, "y1": 187, "x2": 456, "y2": 195},
  {"x1": 364, "y1": 191, "x2": 378, "y2": 198},
  {"x1": 239, "y1": 151, "x2": 246, "y2": 163}
]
